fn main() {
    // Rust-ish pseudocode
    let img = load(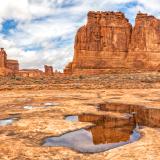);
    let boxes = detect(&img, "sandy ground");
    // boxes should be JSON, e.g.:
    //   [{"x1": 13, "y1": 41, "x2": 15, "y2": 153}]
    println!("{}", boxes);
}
[{"x1": 0, "y1": 88, "x2": 160, "y2": 159}]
